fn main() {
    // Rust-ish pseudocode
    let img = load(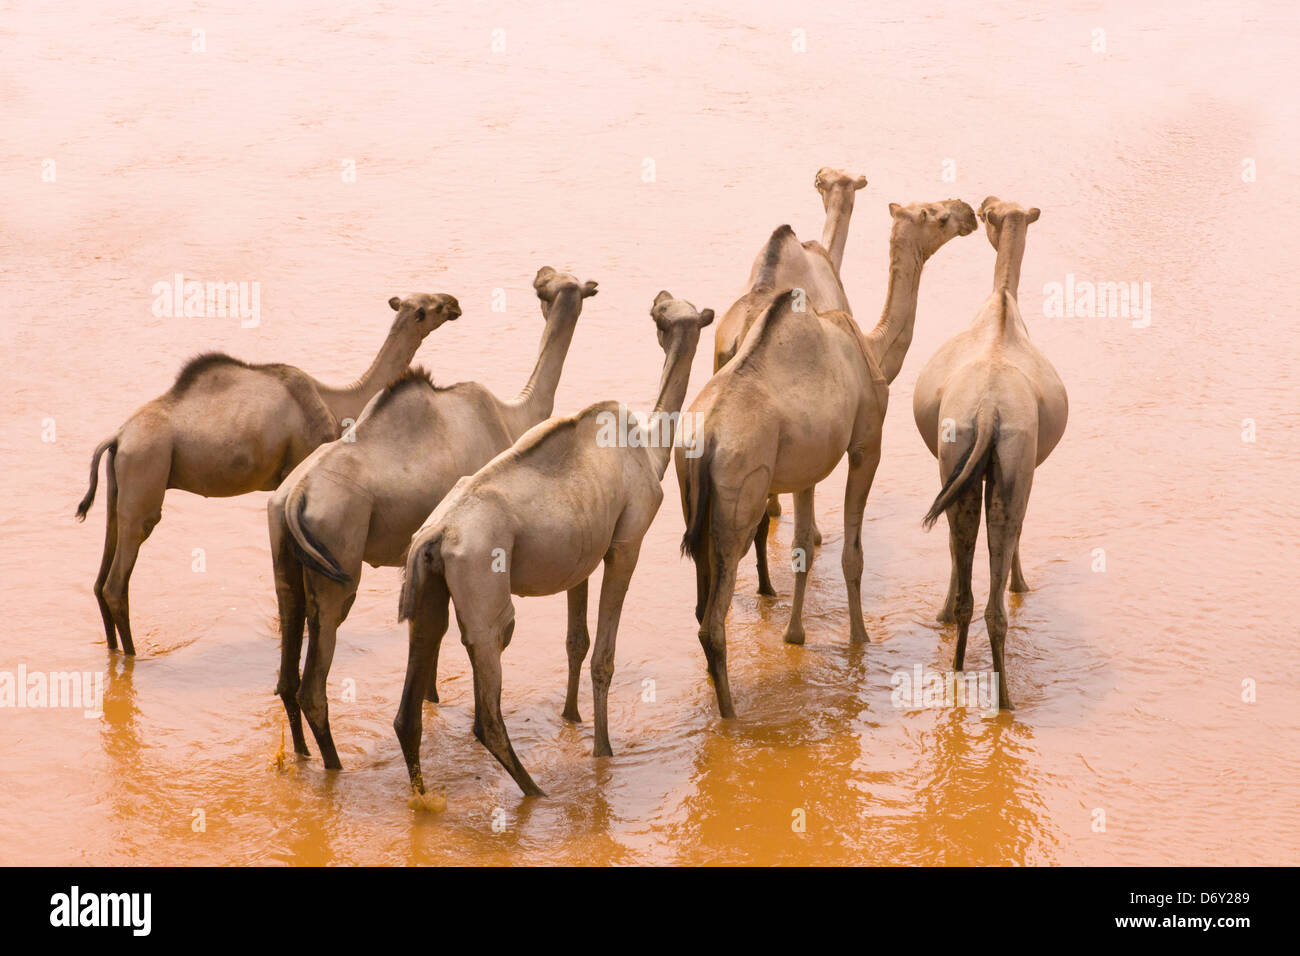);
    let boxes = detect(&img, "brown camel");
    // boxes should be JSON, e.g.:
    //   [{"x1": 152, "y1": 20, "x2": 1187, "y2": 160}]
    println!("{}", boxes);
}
[
  {"x1": 711, "y1": 167, "x2": 867, "y2": 575},
  {"x1": 267, "y1": 268, "x2": 596, "y2": 769},
  {"x1": 75, "y1": 293, "x2": 461, "y2": 655},
  {"x1": 395, "y1": 291, "x2": 713, "y2": 796},
  {"x1": 912, "y1": 197, "x2": 1068, "y2": 710},
  {"x1": 677, "y1": 199, "x2": 977, "y2": 718}
]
